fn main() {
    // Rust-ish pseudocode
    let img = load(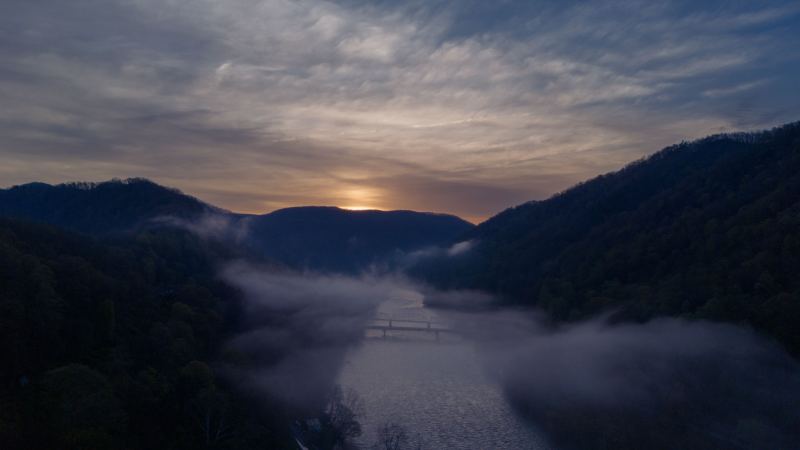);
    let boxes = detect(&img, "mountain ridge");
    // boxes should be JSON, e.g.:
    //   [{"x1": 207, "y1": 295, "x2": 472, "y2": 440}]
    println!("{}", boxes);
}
[
  {"x1": 0, "y1": 178, "x2": 474, "y2": 273},
  {"x1": 418, "y1": 120, "x2": 800, "y2": 354}
]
